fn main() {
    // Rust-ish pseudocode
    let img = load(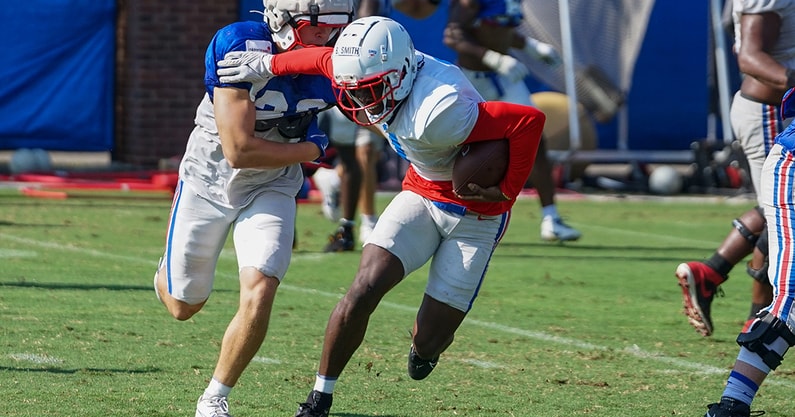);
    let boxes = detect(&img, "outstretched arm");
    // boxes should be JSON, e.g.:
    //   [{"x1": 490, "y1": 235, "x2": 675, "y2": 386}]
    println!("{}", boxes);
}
[
  {"x1": 217, "y1": 47, "x2": 335, "y2": 84},
  {"x1": 270, "y1": 47, "x2": 335, "y2": 78}
]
